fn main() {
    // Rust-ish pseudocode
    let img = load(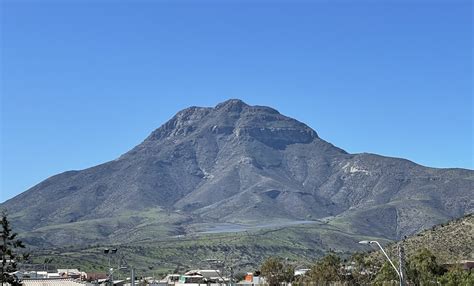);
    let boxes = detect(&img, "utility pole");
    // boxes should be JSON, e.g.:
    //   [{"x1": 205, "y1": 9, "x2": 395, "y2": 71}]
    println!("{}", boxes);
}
[
  {"x1": 131, "y1": 268, "x2": 135, "y2": 286},
  {"x1": 229, "y1": 266, "x2": 234, "y2": 286},
  {"x1": 398, "y1": 244, "x2": 406, "y2": 286}
]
